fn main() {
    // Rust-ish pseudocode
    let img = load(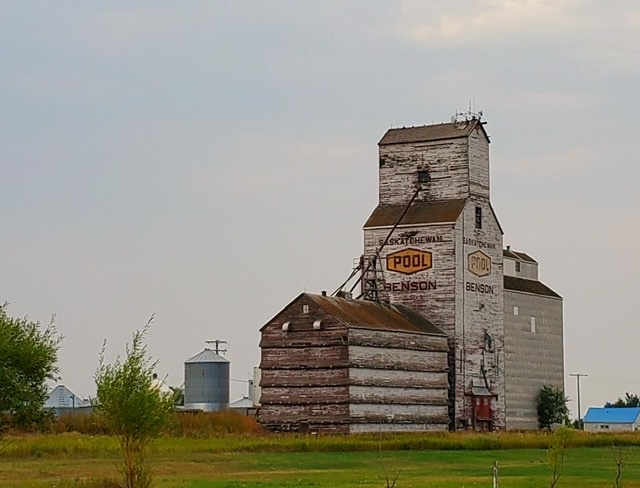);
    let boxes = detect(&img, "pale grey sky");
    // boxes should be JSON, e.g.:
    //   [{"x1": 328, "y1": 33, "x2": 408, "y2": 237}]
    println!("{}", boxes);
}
[{"x1": 2, "y1": 1, "x2": 639, "y2": 418}]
